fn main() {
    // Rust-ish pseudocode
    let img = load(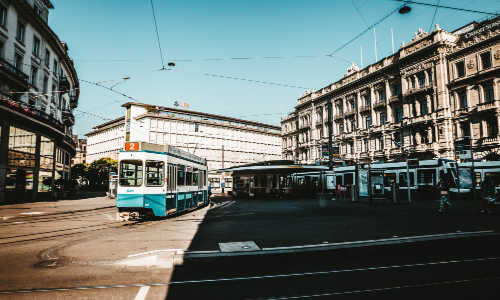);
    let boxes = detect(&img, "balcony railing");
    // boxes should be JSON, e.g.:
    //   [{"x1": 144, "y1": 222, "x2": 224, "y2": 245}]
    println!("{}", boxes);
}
[
  {"x1": 62, "y1": 110, "x2": 75, "y2": 125},
  {"x1": 406, "y1": 85, "x2": 432, "y2": 96},
  {"x1": 344, "y1": 109, "x2": 356, "y2": 117},
  {"x1": 479, "y1": 136, "x2": 500, "y2": 144},
  {"x1": 359, "y1": 105, "x2": 371, "y2": 113},
  {"x1": 316, "y1": 118, "x2": 324, "y2": 125},
  {"x1": 0, "y1": 57, "x2": 29, "y2": 84},
  {"x1": 334, "y1": 113, "x2": 344, "y2": 120},
  {"x1": 373, "y1": 100, "x2": 386, "y2": 109},
  {"x1": 389, "y1": 94, "x2": 402, "y2": 103},
  {"x1": 476, "y1": 100, "x2": 498, "y2": 112},
  {"x1": 0, "y1": 97, "x2": 64, "y2": 132}
]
